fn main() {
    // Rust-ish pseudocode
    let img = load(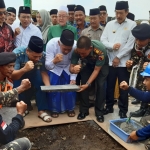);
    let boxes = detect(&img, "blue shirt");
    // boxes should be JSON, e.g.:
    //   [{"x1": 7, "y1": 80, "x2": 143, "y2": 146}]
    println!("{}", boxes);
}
[
  {"x1": 128, "y1": 87, "x2": 150, "y2": 138},
  {"x1": 13, "y1": 47, "x2": 47, "y2": 73},
  {"x1": 73, "y1": 22, "x2": 89, "y2": 39}
]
